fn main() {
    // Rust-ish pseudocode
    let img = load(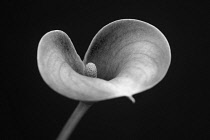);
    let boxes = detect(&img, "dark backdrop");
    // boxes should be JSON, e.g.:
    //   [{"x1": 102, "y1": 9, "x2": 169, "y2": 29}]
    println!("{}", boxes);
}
[{"x1": 3, "y1": 1, "x2": 208, "y2": 140}]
